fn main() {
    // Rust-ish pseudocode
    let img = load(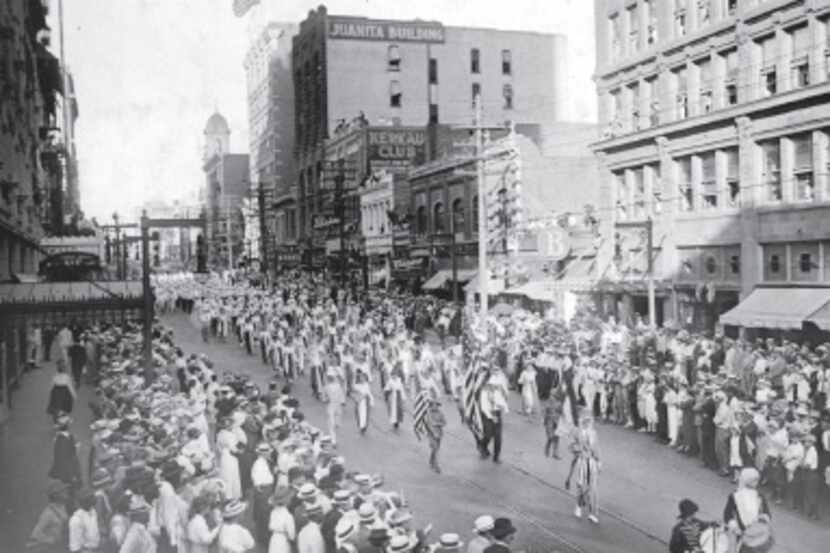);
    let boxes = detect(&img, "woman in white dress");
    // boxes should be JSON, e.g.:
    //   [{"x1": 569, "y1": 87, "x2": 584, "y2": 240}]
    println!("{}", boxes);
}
[
  {"x1": 268, "y1": 487, "x2": 296, "y2": 553},
  {"x1": 186, "y1": 496, "x2": 222, "y2": 553},
  {"x1": 518, "y1": 365, "x2": 538, "y2": 417},
  {"x1": 218, "y1": 499, "x2": 255, "y2": 553},
  {"x1": 216, "y1": 417, "x2": 242, "y2": 500}
]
